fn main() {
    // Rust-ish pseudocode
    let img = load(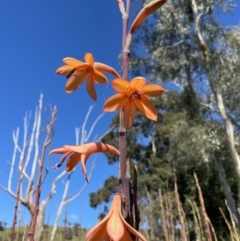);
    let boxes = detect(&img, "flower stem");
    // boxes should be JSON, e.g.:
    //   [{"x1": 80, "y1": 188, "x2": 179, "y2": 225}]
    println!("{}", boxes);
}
[{"x1": 119, "y1": 0, "x2": 131, "y2": 220}]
